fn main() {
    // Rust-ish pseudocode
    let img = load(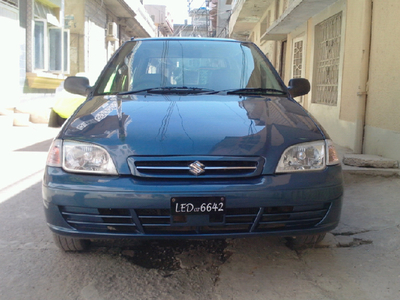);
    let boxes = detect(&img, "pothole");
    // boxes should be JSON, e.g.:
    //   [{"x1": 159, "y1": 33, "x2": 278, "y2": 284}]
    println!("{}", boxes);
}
[
  {"x1": 285, "y1": 232, "x2": 373, "y2": 251},
  {"x1": 93, "y1": 239, "x2": 230, "y2": 271},
  {"x1": 332, "y1": 231, "x2": 373, "y2": 247},
  {"x1": 332, "y1": 230, "x2": 371, "y2": 236},
  {"x1": 334, "y1": 237, "x2": 373, "y2": 248}
]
